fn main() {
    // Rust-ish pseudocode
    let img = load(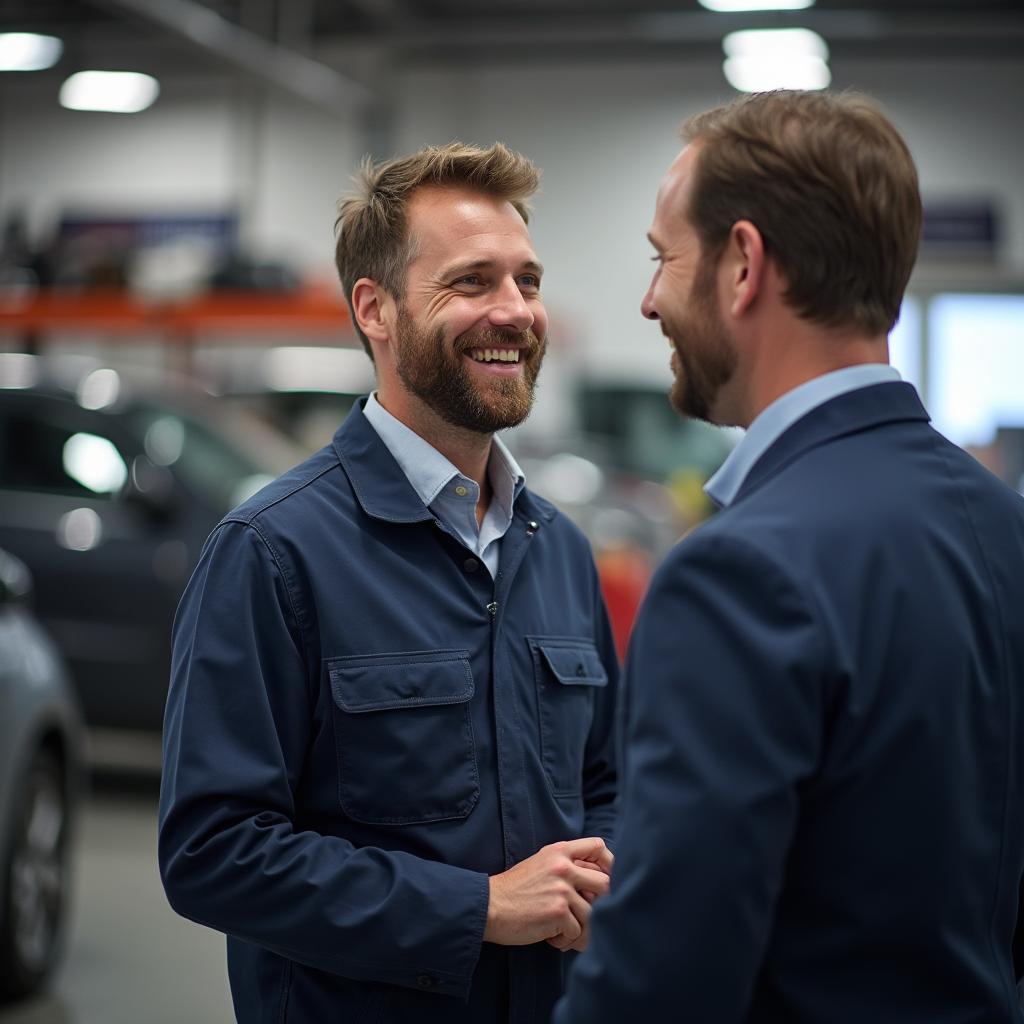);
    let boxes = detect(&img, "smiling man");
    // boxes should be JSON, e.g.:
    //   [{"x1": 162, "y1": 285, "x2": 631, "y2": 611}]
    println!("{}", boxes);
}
[
  {"x1": 159, "y1": 143, "x2": 619, "y2": 1024},
  {"x1": 555, "y1": 91, "x2": 1024, "y2": 1023}
]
